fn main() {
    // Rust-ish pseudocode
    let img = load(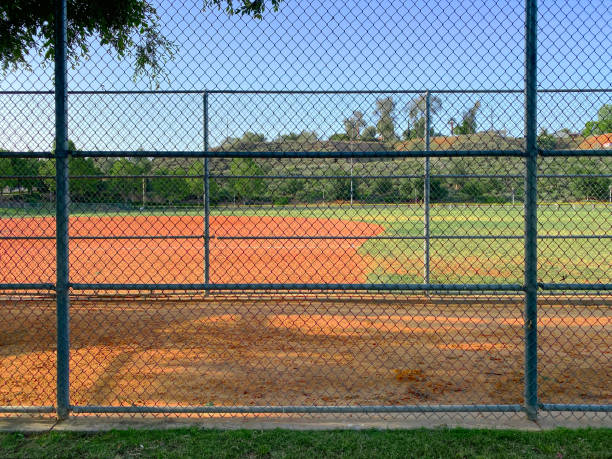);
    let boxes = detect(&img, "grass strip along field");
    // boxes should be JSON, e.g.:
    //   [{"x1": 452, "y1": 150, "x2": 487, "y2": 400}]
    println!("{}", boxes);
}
[{"x1": 1, "y1": 428, "x2": 611, "y2": 458}]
